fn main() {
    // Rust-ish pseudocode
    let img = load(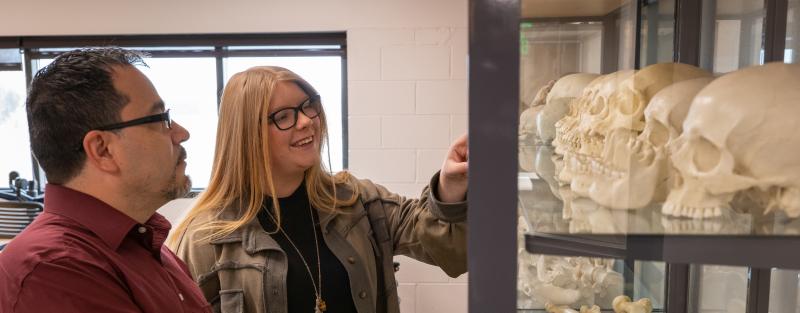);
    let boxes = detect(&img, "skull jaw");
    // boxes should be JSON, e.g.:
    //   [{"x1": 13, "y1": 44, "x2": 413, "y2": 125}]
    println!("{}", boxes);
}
[
  {"x1": 587, "y1": 153, "x2": 667, "y2": 210},
  {"x1": 662, "y1": 177, "x2": 735, "y2": 218}
]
